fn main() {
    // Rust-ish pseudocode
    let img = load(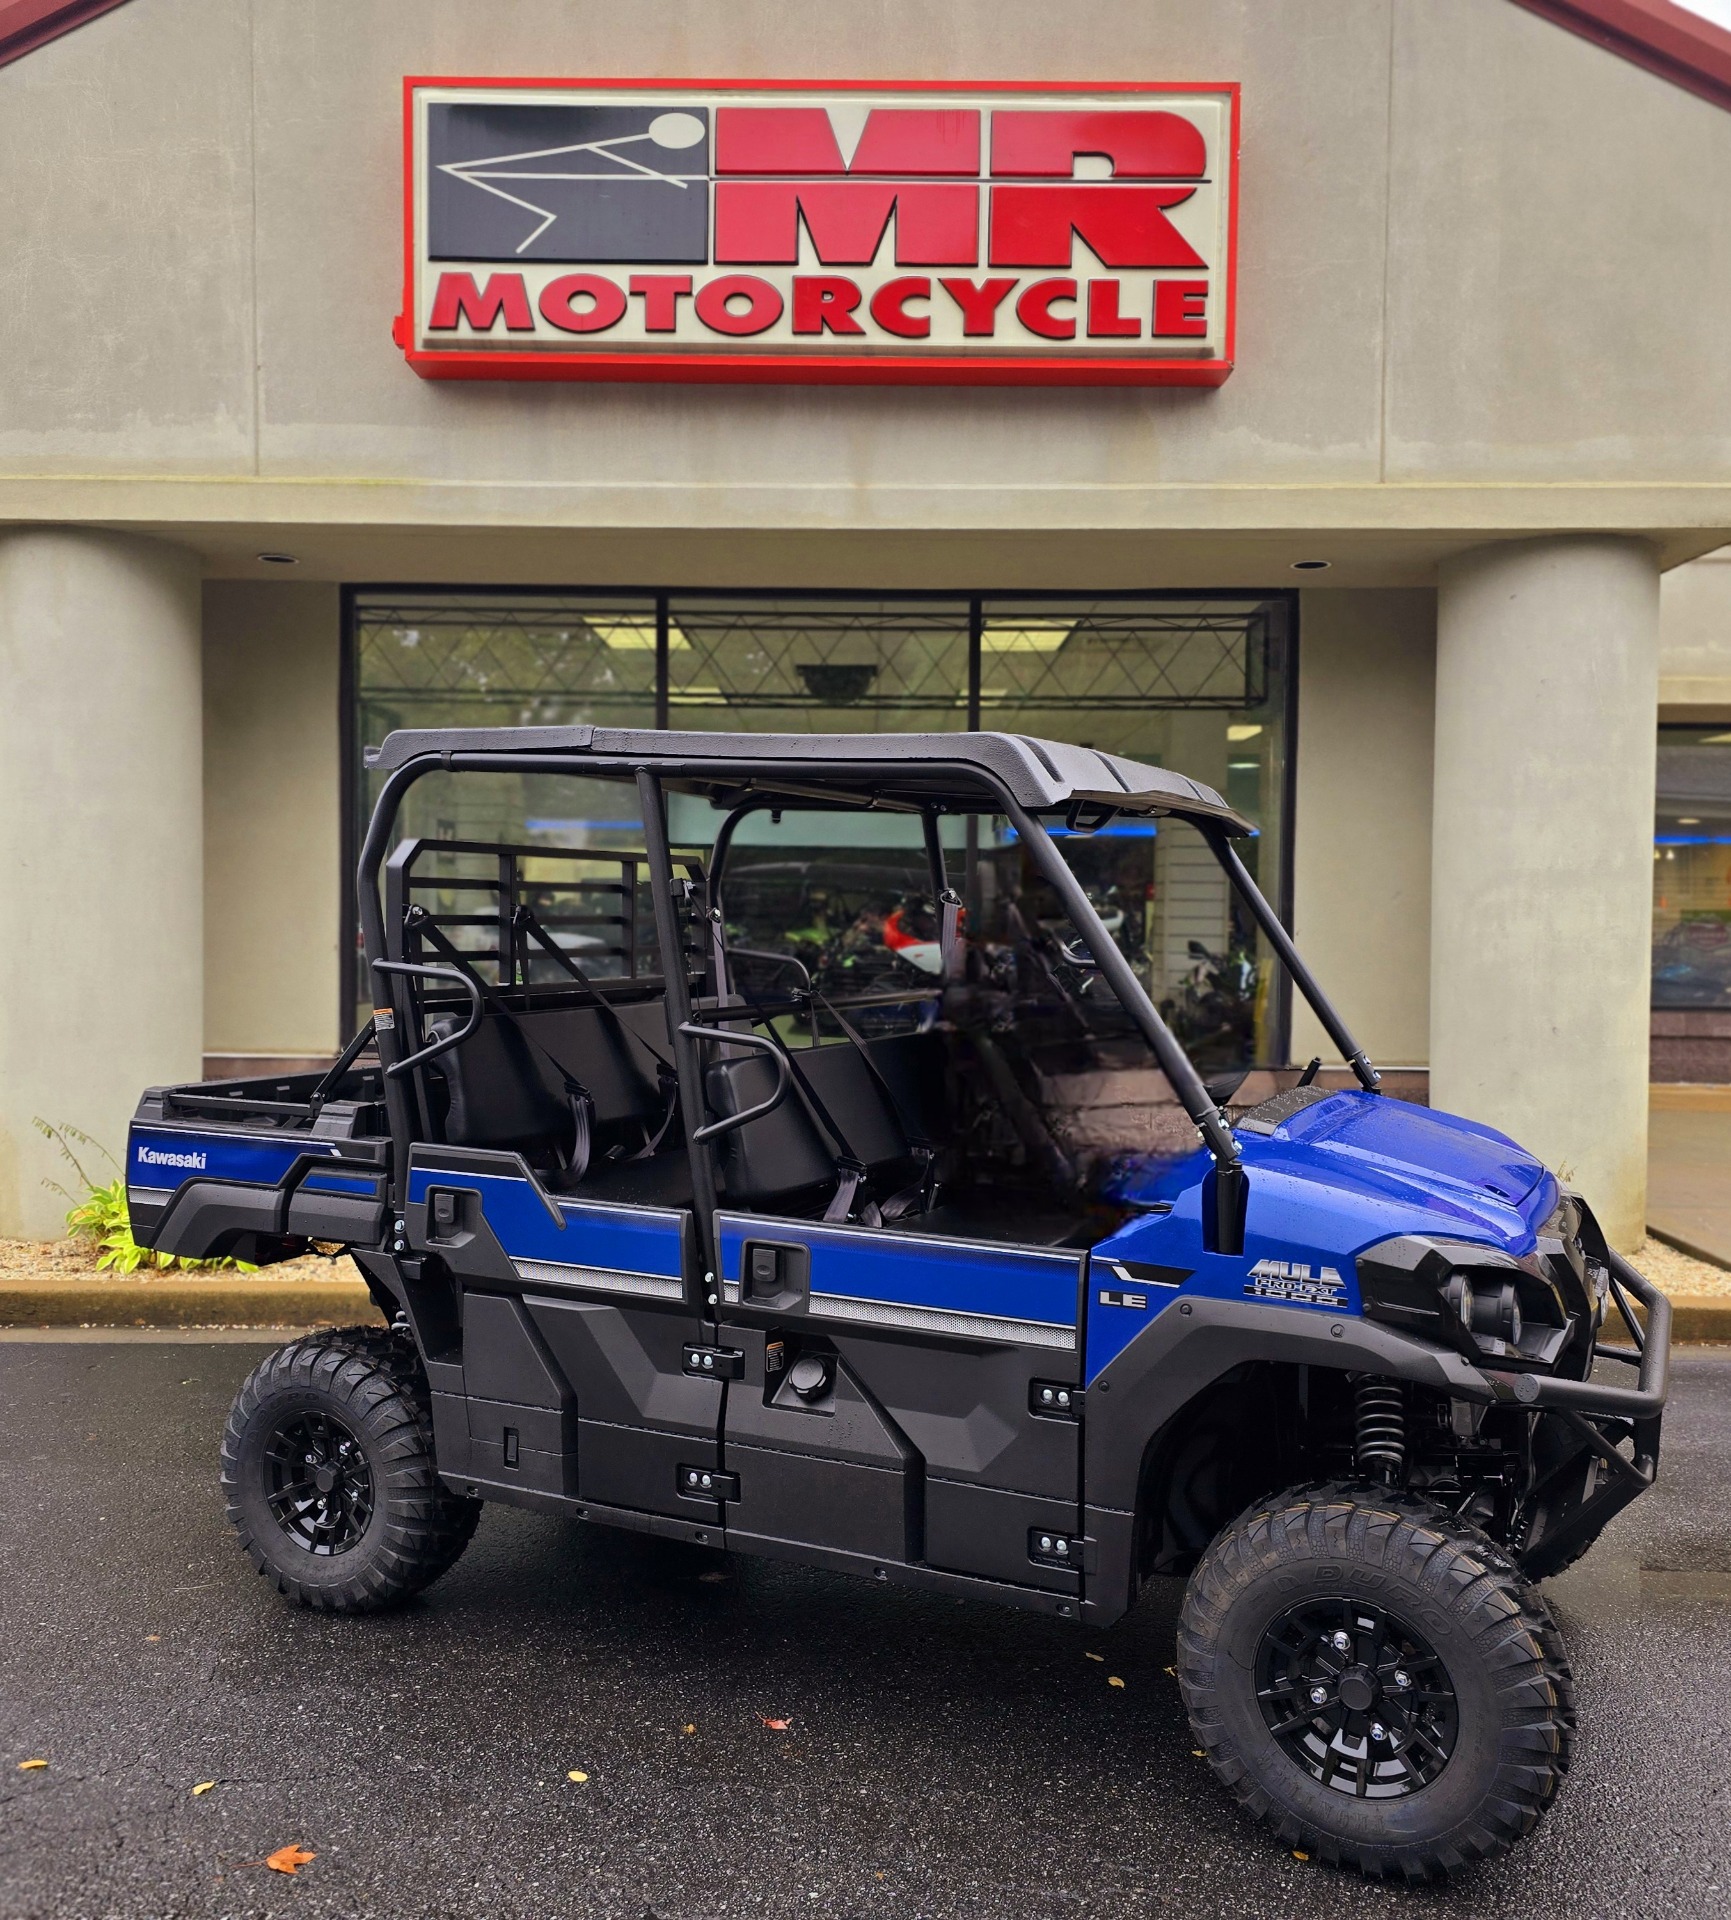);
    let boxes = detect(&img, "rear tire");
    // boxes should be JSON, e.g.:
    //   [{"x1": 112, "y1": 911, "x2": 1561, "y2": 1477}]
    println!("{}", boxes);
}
[
  {"x1": 221, "y1": 1325, "x2": 481, "y2": 1613},
  {"x1": 1177, "y1": 1480, "x2": 1575, "y2": 1880}
]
